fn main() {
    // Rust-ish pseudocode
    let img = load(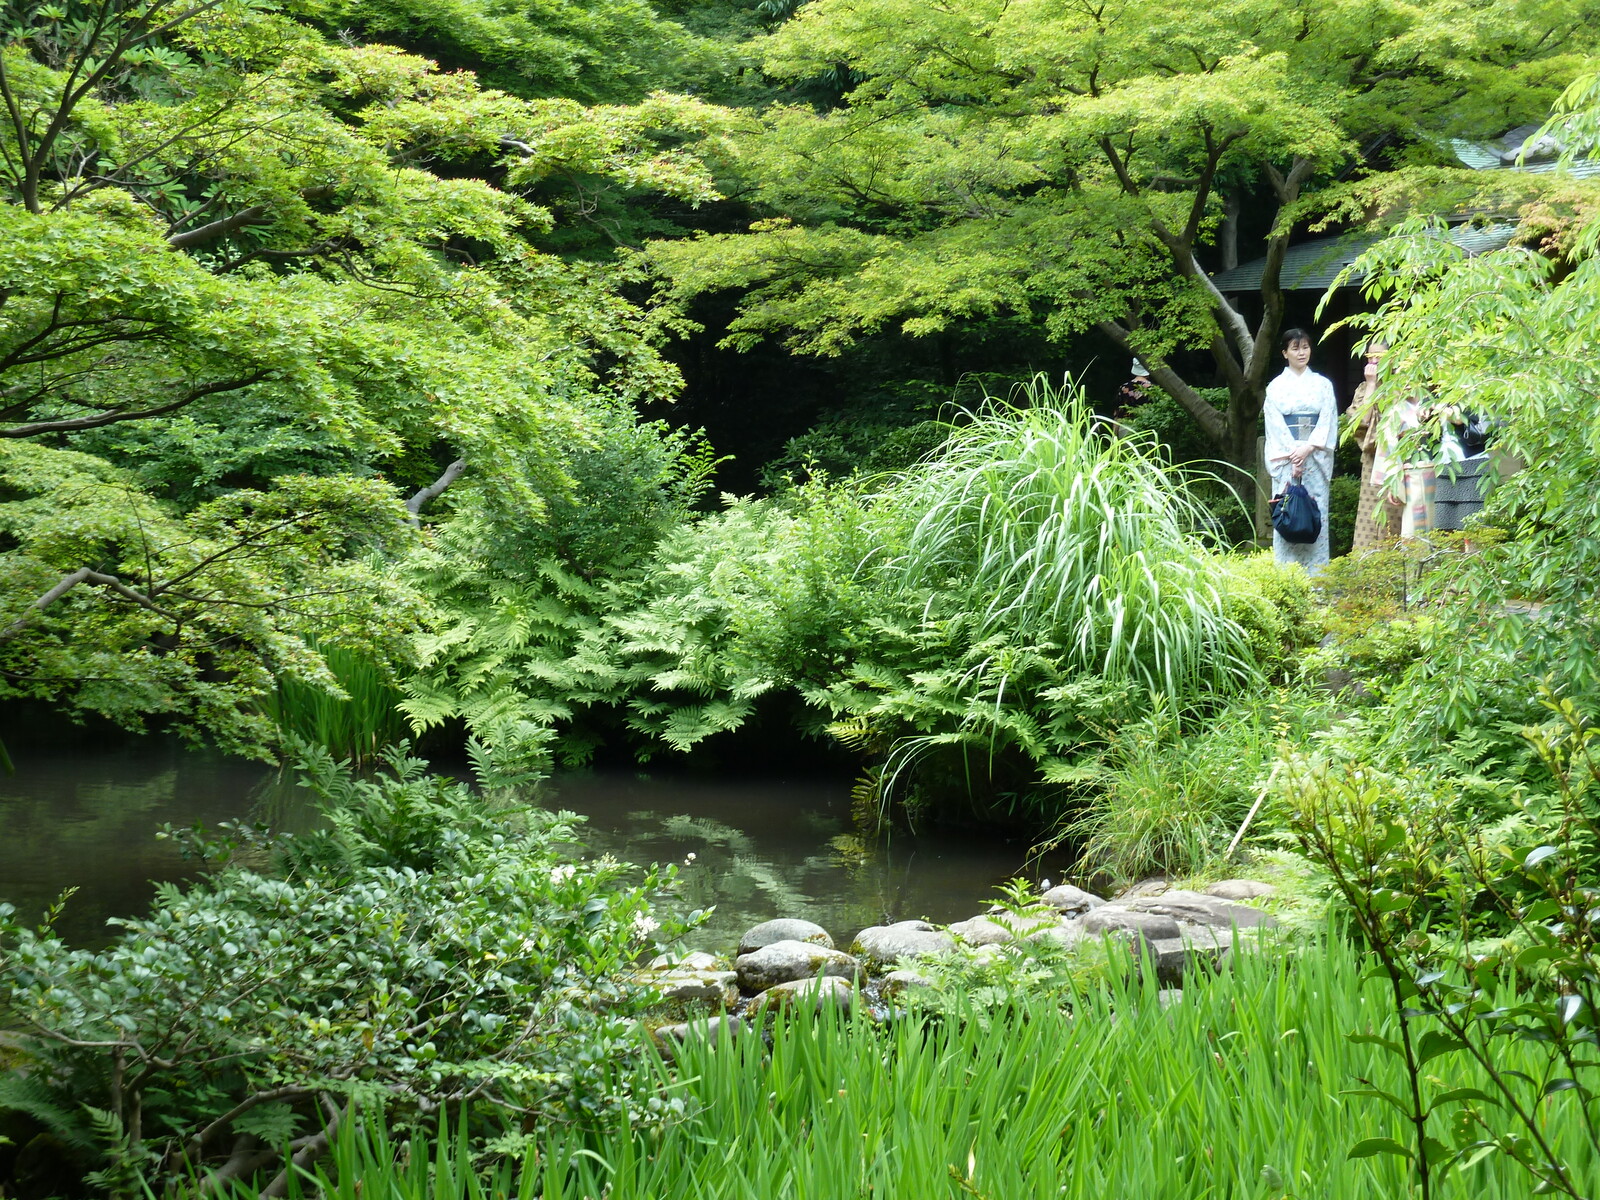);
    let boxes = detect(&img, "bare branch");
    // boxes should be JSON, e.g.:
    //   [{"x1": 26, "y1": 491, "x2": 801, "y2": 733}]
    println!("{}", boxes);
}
[
  {"x1": 259, "y1": 1097, "x2": 341, "y2": 1200},
  {"x1": 1095, "y1": 319, "x2": 1226, "y2": 443},
  {"x1": 1, "y1": 567, "x2": 181, "y2": 643},
  {"x1": 186, "y1": 1088, "x2": 317, "y2": 1162},
  {"x1": 405, "y1": 458, "x2": 466, "y2": 526},
  {"x1": 166, "y1": 205, "x2": 271, "y2": 250},
  {"x1": 1, "y1": 371, "x2": 270, "y2": 437}
]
